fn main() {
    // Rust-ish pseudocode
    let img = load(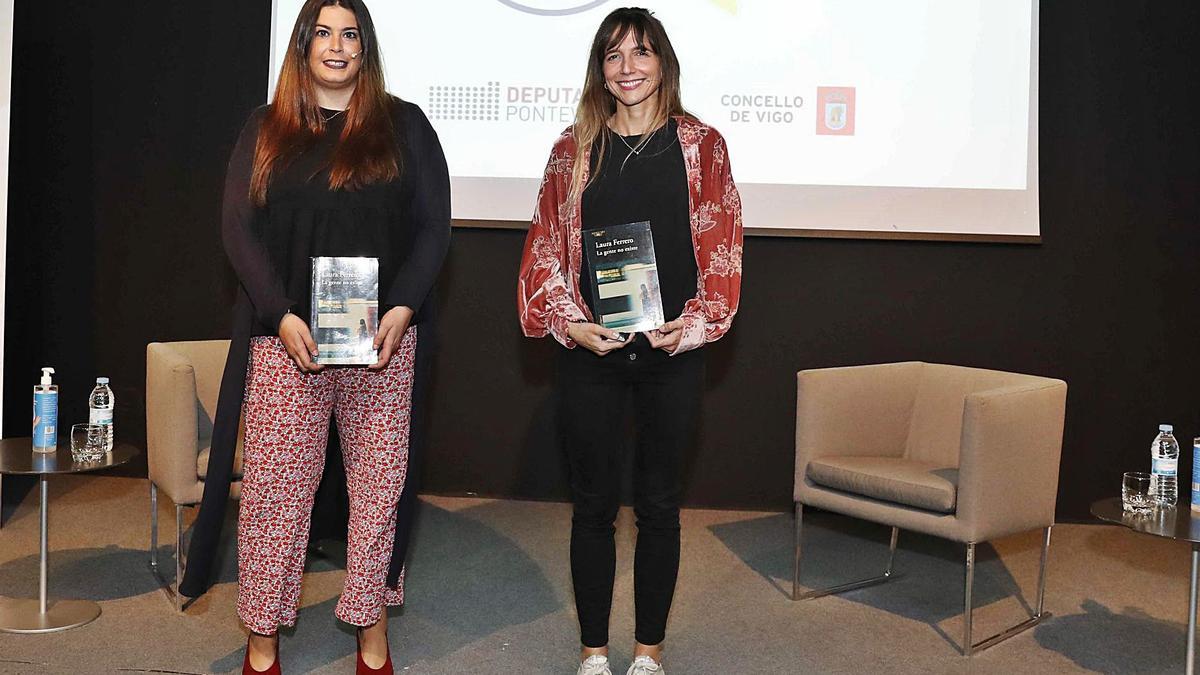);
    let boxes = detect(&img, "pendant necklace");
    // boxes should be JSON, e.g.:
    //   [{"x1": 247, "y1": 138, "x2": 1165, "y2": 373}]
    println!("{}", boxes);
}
[
  {"x1": 614, "y1": 128, "x2": 646, "y2": 172},
  {"x1": 615, "y1": 131, "x2": 642, "y2": 156}
]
